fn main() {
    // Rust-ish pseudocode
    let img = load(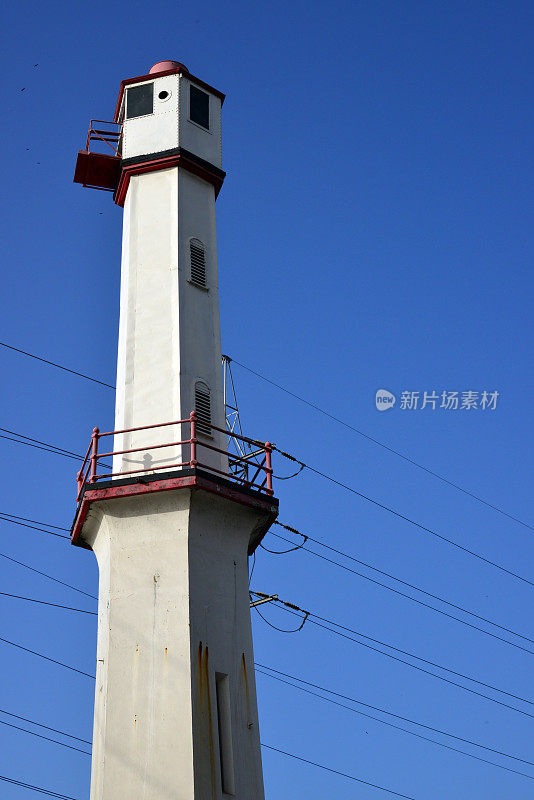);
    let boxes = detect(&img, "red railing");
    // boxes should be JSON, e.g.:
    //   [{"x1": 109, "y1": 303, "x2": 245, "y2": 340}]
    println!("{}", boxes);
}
[
  {"x1": 85, "y1": 119, "x2": 122, "y2": 157},
  {"x1": 76, "y1": 411, "x2": 273, "y2": 501}
]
